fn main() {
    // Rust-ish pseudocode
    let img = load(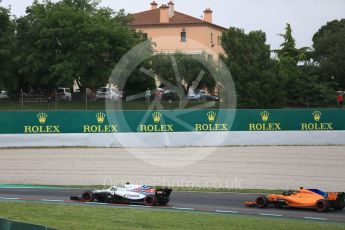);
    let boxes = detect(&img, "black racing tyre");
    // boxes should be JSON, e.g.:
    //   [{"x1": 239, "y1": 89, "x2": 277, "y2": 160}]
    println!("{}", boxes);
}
[
  {"x1": 316, "y1": 199, "x2": 329, "y2": 212},
  {"x1": 82, "y1": 191, "x2": 95, "y2": 202},
  {"x1": 144, "y1": 195, "x2": 157, "y2": 206},
  {"x1": 255, "y1": 196, "x2": 268, "y2": 208}
]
